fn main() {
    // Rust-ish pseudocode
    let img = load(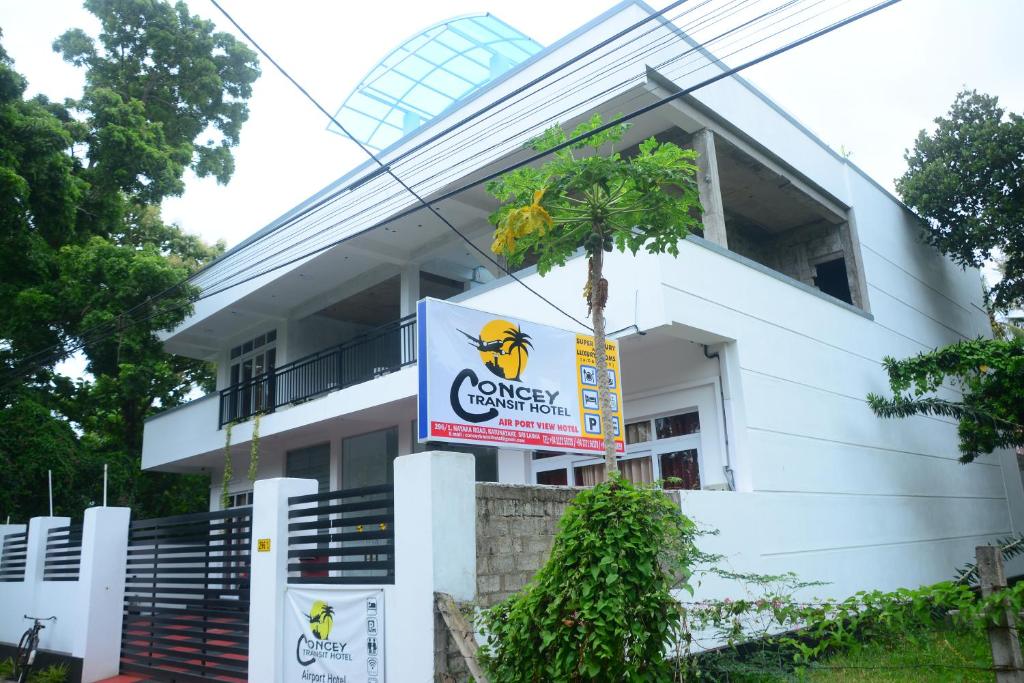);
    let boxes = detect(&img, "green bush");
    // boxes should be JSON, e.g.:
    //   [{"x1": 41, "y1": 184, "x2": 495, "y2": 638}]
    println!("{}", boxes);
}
[
  {"x1": 479, "y1": 476, "x2": 698, "y2": 681},
  {"x1": 29, "y1": 664, "x2": 69, "y2": 683},
  {"x1": 0, "y1": 658, "x2": 68, "y2": 682}
]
